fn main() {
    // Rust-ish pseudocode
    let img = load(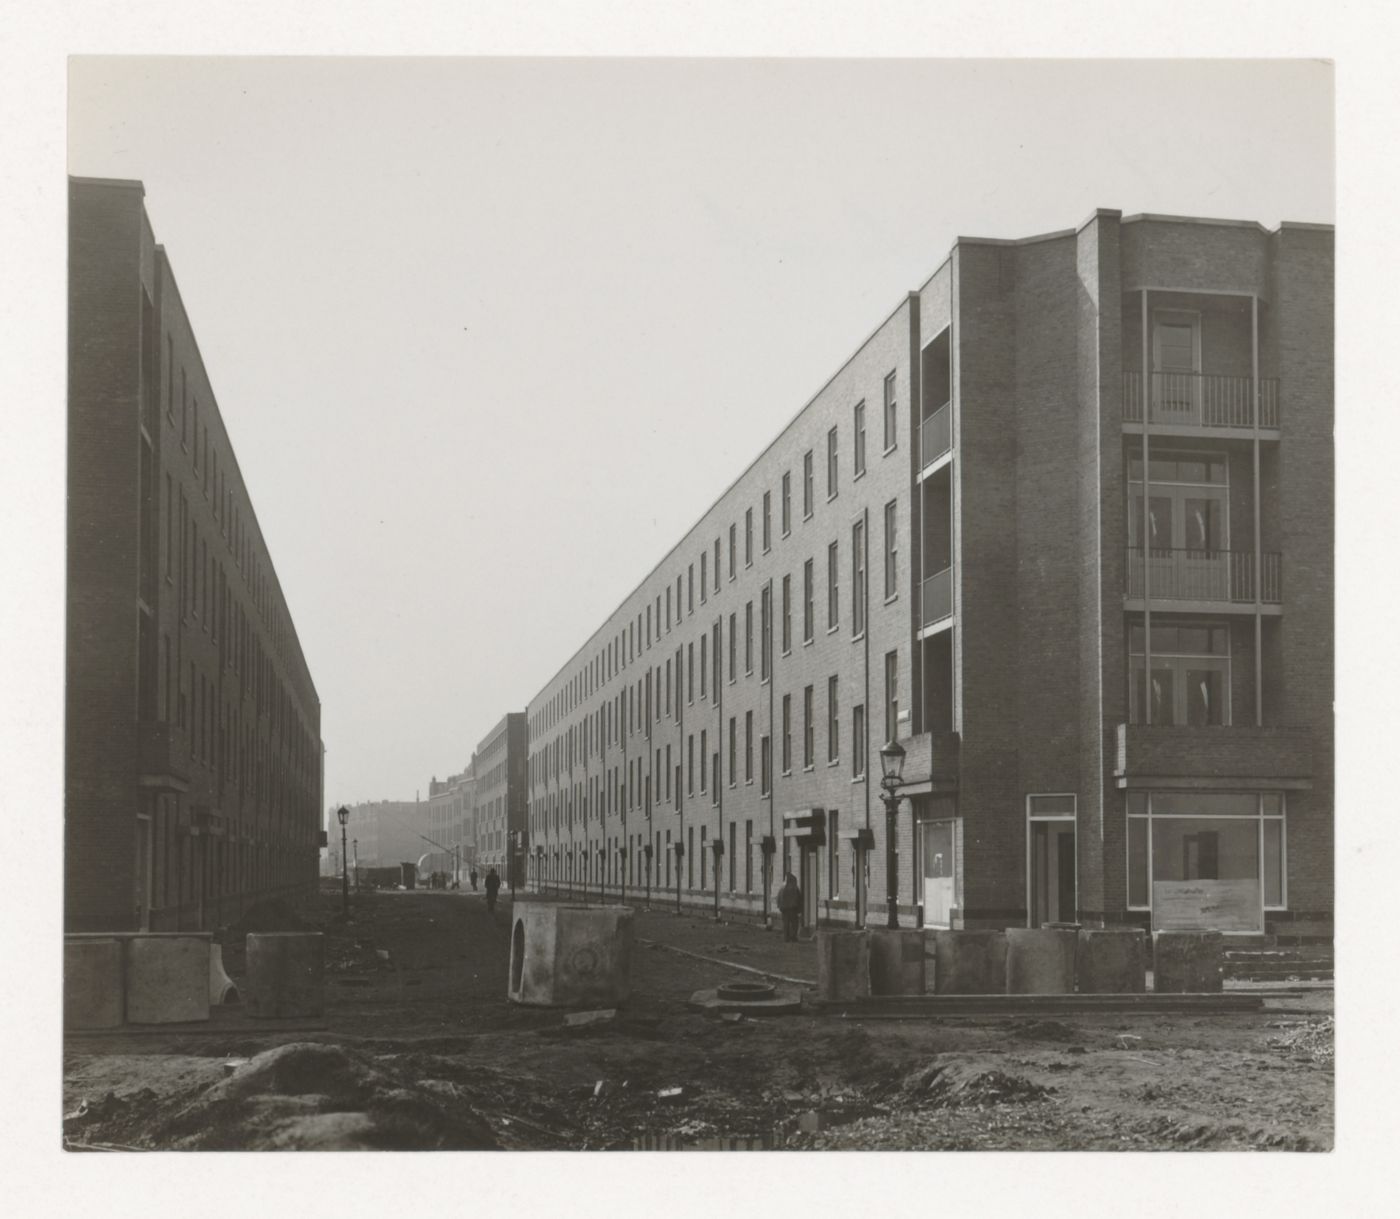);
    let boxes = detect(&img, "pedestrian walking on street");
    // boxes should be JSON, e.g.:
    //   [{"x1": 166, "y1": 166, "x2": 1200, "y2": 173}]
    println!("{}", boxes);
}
[
  {"x1": 484, "y1": 867, "x2": 501, "y2": 912},
  {"x1": 777, "y1": 873, "x2": 802, "y2": 942},
  {"x1": 469, "y1": 868, "x2": 479, "y2": 892}
]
